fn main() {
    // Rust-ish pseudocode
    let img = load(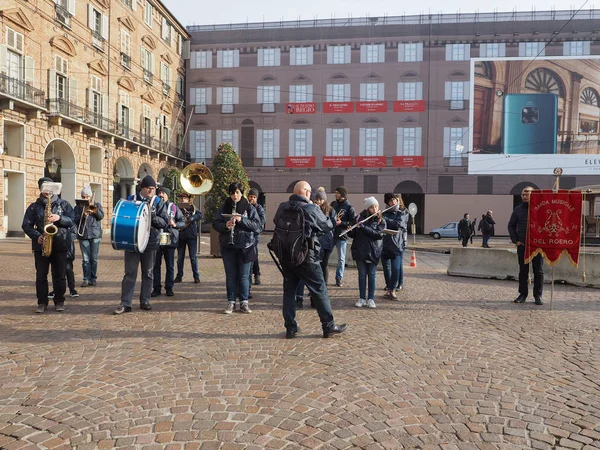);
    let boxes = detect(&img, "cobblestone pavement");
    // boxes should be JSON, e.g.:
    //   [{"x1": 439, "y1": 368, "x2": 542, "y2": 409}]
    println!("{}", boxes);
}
[{"x1": 1, "y1": 238, "x2": 599, "y2": 450}]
